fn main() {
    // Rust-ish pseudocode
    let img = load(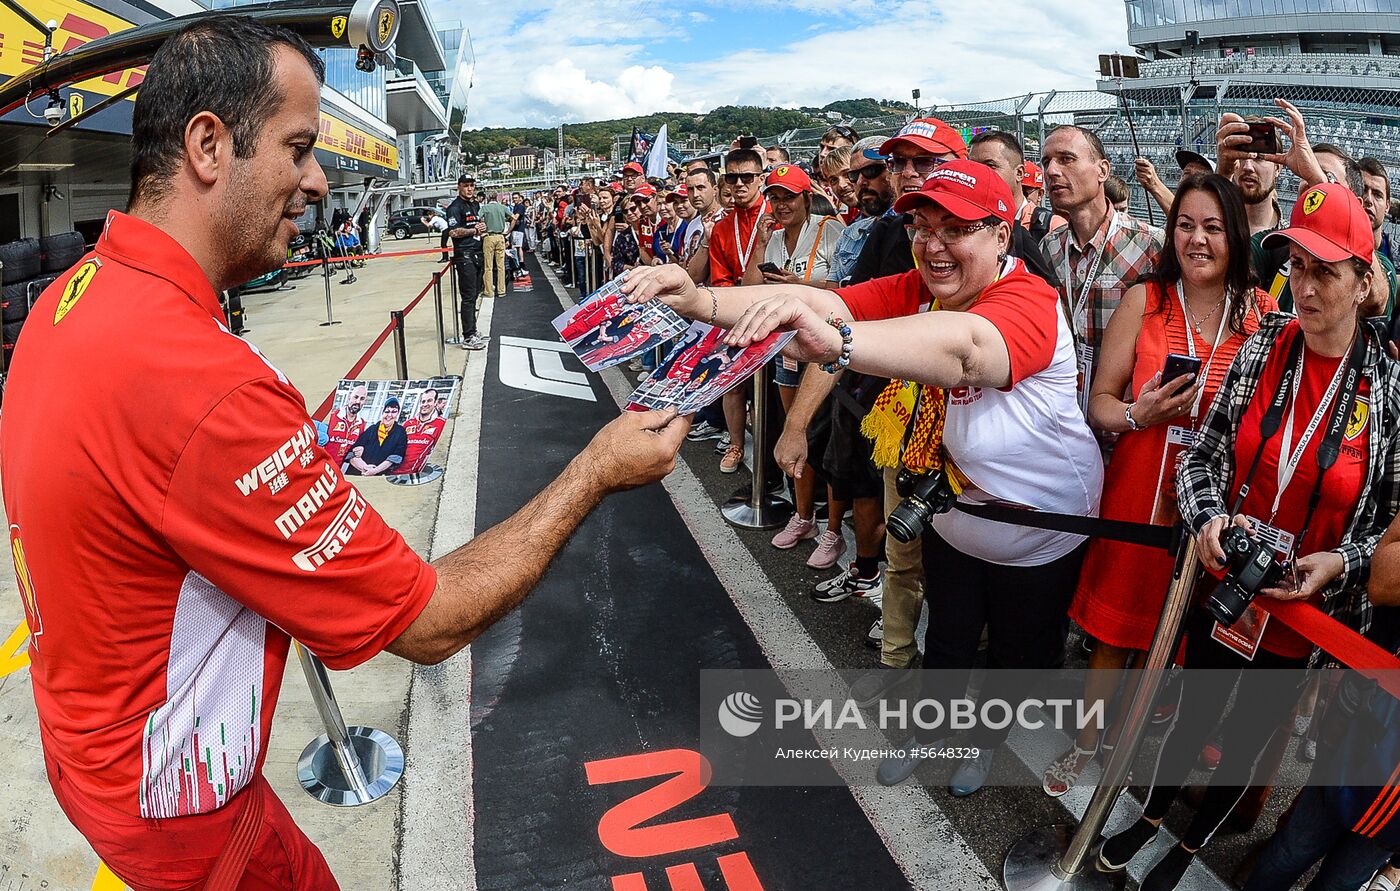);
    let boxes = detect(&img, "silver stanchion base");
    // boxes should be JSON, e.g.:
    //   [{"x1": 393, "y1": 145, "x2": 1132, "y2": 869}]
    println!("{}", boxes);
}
[
  {"x1": 385, "y1": 464, "x2": 445, "y2": 486},
  {"x1": 297, "y1": 726, "x2": 404, "y2": 807},
  {"x1": 720, "y1": 489, "x2": 792, "y2": 530},
  {"x1": 319, "y1": 320, "x2": 343, "y2": 327},
  {"x1": 1003, "y1": 825, "x2": 1125, "y2": 891}
]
